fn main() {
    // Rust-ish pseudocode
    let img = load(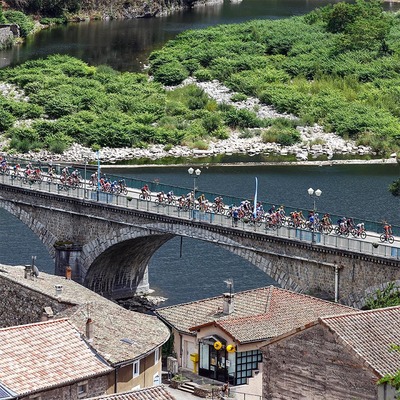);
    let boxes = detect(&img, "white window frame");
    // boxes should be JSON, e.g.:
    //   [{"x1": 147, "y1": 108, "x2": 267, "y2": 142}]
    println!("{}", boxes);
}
[
  {"x1": 133, "y1": 360, "x2": 140, "y2": 378},
  {"x1": 154, "y1": 347, "x2": 160, "y2": 365},
  {"x1": 77, "y1": 380, "x2": 88, "y2": 398}
]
